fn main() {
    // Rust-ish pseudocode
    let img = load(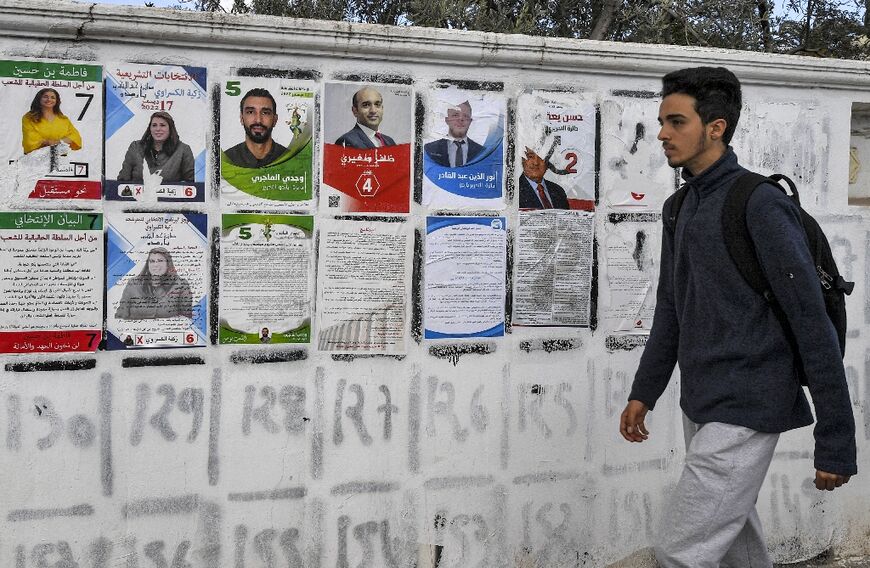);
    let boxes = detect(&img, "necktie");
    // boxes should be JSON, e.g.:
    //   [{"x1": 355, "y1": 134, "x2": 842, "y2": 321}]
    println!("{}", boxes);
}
[
  {"x1": 454, "y1": 140, "x2": 465, "y2": 167},
  {"x1": 375, "y1": 132, "x2": 387, "y2": 147},
  {"x1": 536, "y1": 182, "x2": 553, "y2": 209}
]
